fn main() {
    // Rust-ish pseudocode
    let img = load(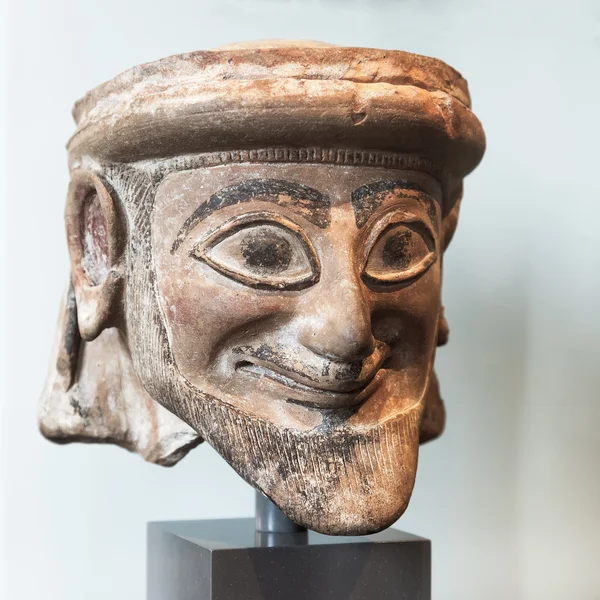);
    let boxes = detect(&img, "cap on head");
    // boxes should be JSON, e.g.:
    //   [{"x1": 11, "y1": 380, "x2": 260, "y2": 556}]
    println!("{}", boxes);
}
[{"x1": 69, "y1": 41, "x2": 485, "y2": 201}]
